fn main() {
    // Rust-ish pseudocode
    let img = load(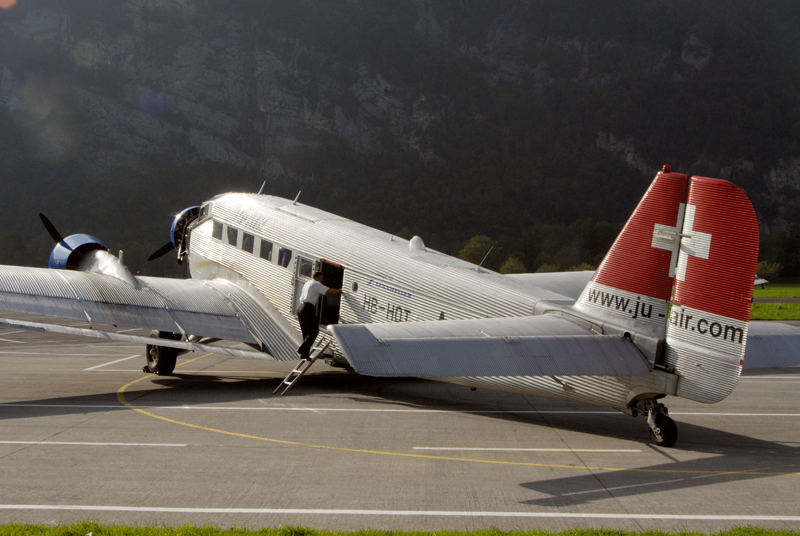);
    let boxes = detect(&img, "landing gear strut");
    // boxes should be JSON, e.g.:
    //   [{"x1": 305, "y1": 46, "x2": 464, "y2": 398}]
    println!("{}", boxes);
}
[
  {"x1": 144, "y1": 330, "x2": 181, "y2": 376},
  {"x1": 633, "y1": 399, "x2": 678, "y2": 447},
  {"x1": 646, "y1": 402, "x2": 677, "y2": 447}
]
